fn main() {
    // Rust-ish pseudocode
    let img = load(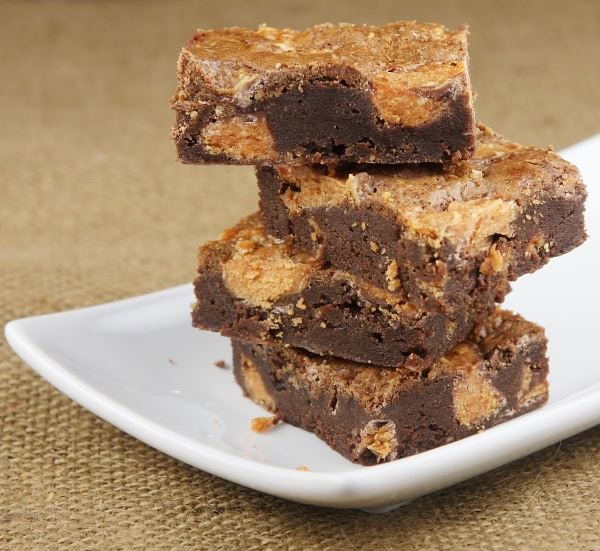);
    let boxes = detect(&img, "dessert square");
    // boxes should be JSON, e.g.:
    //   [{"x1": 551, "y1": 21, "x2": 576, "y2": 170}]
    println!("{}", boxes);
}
[
  {"x1": 172, "y1": 21, "x2": 476, "y2": 166},
  {"x1": 232, "y1": 309, "x2": 549, "y2": 465},
  {"x1": 192, "y1": 213, "x2": 495, "y2": 371},
  {"x1": 257, "y1": 125, "x2": 587, "y2": 312}
]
